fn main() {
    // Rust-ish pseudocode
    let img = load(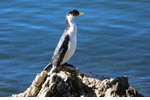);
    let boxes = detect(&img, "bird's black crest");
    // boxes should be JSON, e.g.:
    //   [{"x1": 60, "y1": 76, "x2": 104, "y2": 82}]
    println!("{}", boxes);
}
[{"x1": 67, "y1": 10, "x2": 79, "y2": 16}]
